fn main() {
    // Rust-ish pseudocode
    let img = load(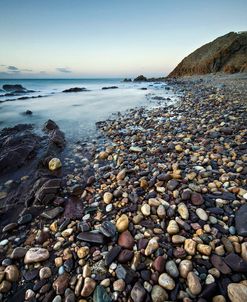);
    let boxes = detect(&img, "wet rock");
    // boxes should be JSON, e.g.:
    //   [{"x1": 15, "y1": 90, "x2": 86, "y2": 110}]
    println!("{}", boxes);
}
[
  {"x1": 0, "y1": 280, "x2": 12, "y2": 293},
  {"x1": 18, "y1": 213, "x2": 32, "y2": 225},
  {"x1": 130, "y1": 282, "x2": 146, "y2": 302},
  {"x1": 116, "y1": 264, "x2": 137, "y2": 284},
  {"x1": 24, "y1": 248, "x2": 50, "y2": 264},
  {"x1": 63, "y1": 197, "x2": 84, "y2": 219},
  {"x1": 41, "y1": 207, "x2": 64, "y2": 219},
  {"x1": 39, "y1": 267, "x2": 52, "y2": 279},
  {"x1": 10, "y1": 247, "x2": 27, "y2": 259},
  {"x1": 63, "y1": 87, "x2": 88, "y2": 93},
  {"x1": 35, "y1": 178, "x2": 61, "y2": 204}
]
